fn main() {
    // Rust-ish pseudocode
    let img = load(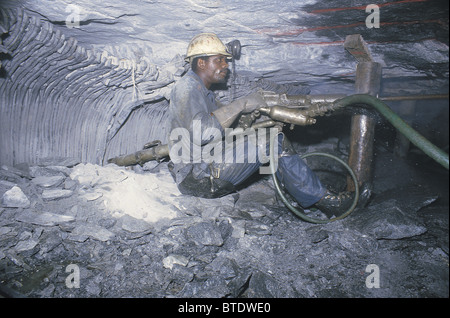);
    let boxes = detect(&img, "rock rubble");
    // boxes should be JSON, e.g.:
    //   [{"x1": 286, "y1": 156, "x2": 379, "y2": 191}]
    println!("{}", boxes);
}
[{"x1": 0, "y1": 150, "x2": 448, "y2": 298}]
